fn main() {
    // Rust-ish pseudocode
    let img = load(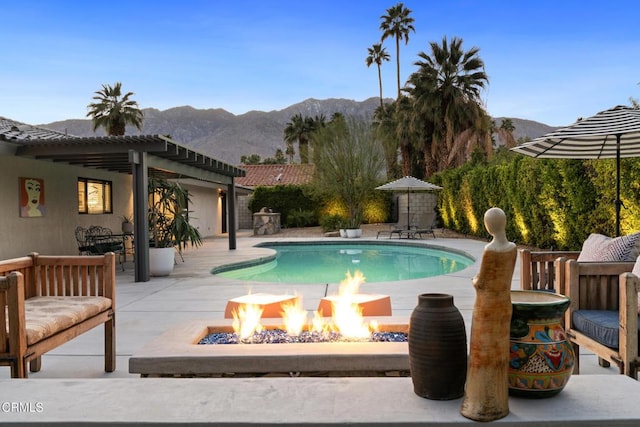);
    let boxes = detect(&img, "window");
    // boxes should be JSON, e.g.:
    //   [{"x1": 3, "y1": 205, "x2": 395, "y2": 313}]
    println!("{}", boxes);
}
[{"x1": 78, "y1": 178, "x2": 113, "y2": 214}]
